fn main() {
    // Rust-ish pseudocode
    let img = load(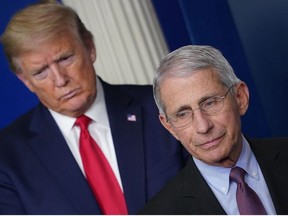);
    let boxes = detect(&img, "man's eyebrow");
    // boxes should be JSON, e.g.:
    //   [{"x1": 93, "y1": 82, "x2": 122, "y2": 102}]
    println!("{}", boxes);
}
[
  {"x1": 198, "y1": 90, "x2": 223, "y2": 103},
  {"x1": 30, "y1": 64, "x2": 49, "y2": 75},
  {"x1": 53, "y1": 51, "x2": 72, "y2": 61},
  {"x1": 172, "y1": 93, "x2": 219, "y2": 114},
  {"x1": 172, "y1": 105, "x2": 192, "y2": 115},
  {"x1": 199, "y1": 95, "x2": 216, "y2": 103}
]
